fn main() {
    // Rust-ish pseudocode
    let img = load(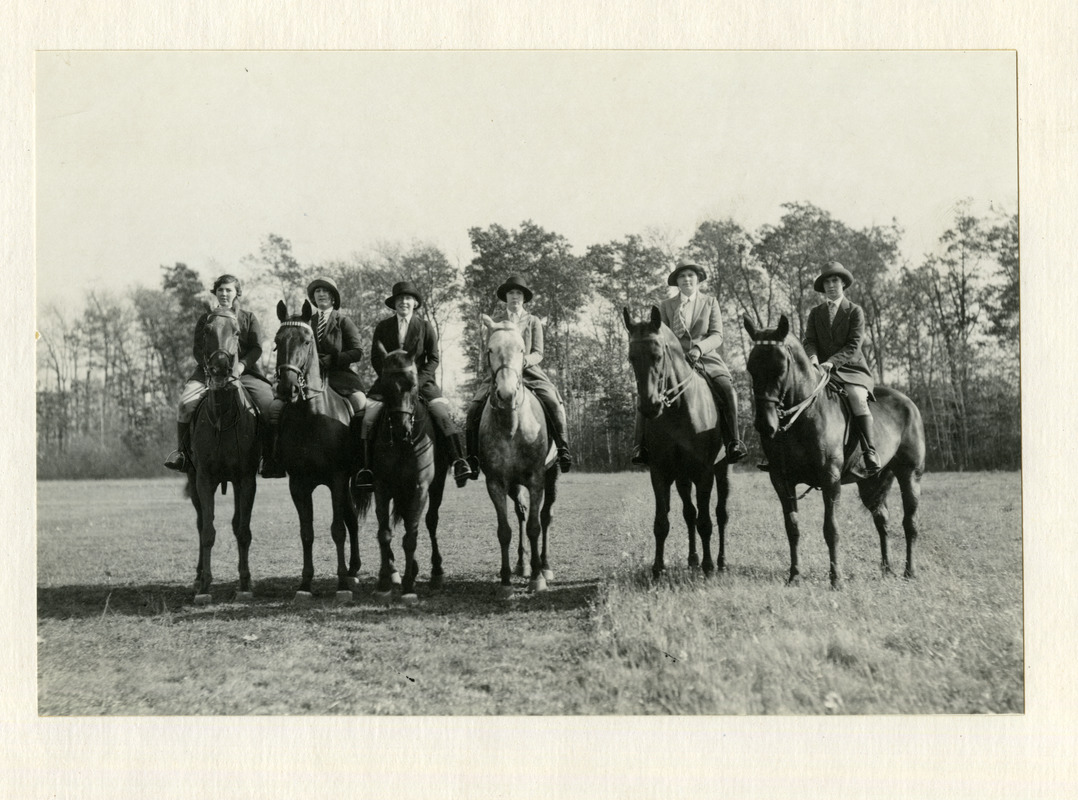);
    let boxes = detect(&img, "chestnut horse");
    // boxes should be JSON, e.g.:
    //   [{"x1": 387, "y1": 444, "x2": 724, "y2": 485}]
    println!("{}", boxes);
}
[
  {"x1": 273, "y1": 301, "x2": 361, "y2": 600},
  {"x1": 744, "y1": 314, "x2": 925, "y2": 588},
  {"x1": 186, "y1": 306, "x2": 260, "y2": 602},
  {"x1": 353, "y1": 346, "x2": 448, "y2": 605},
  {"x1": 623, "y1": 307, "x2": 730, "y2": 579},
  {"x1": 478, "y1": 315, "x2": 558, "y2": 600}
]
